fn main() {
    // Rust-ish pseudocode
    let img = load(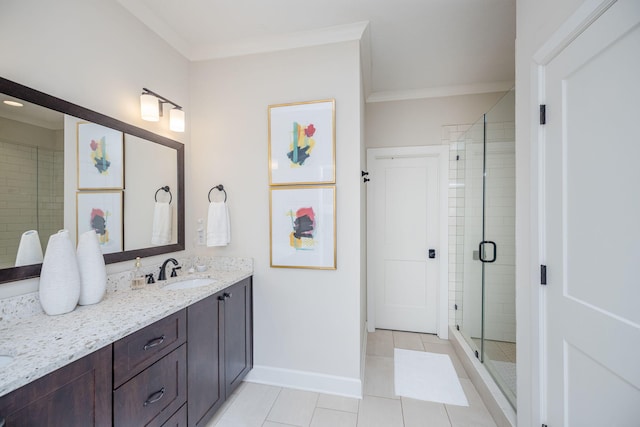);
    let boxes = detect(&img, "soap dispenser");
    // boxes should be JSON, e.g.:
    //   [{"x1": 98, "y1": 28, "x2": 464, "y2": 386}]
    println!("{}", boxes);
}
[{"x1": 131, "y1": 257, "x2": 145, "y2": 290}]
